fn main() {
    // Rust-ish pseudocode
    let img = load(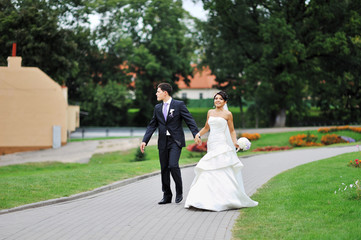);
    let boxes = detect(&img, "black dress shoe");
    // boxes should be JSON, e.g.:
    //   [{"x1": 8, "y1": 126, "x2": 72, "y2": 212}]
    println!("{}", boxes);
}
[
  {"x1": 158, "y1": 197, "x2": 172, "y2": 204},
  {"x1": 175, "y1": 194, "x2": 183, "y2": 203}
]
